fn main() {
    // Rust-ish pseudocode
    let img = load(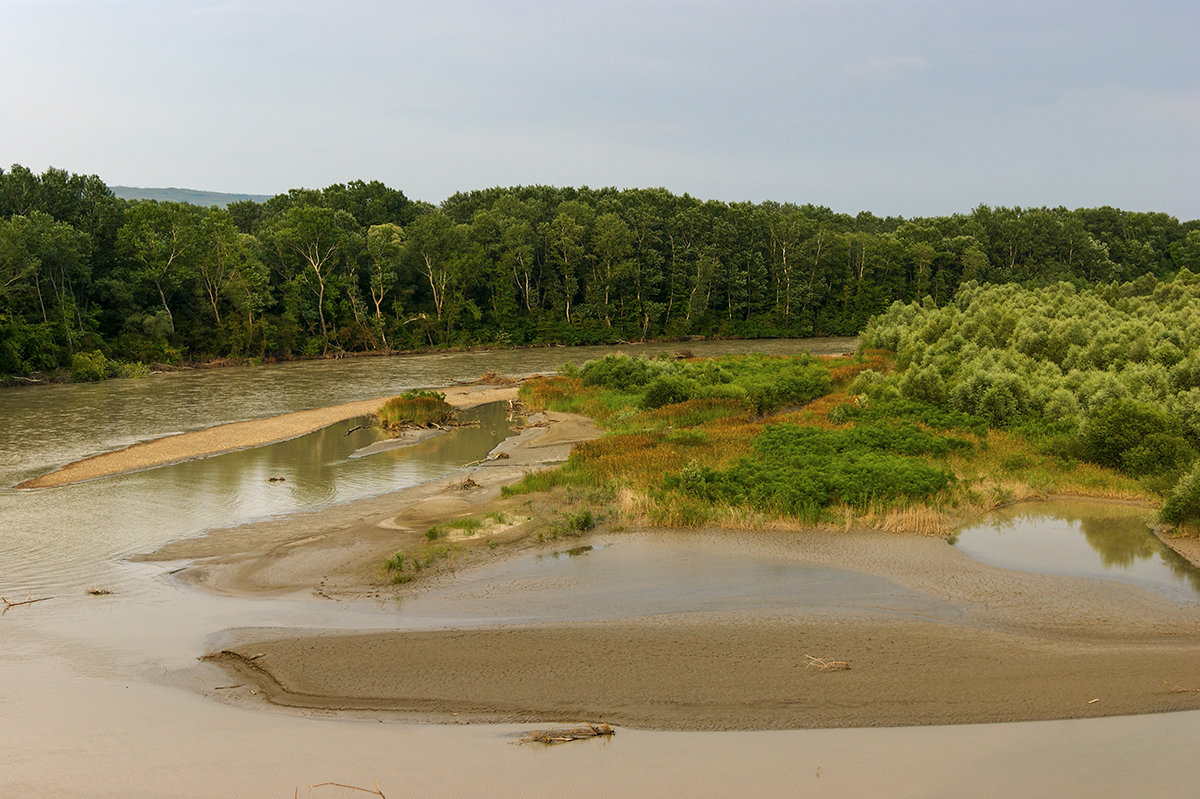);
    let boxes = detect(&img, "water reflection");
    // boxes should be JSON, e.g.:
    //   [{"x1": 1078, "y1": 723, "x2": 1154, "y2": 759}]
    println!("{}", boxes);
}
[
  {"x1": 0, "y1": 403, "x2": 516, "y2": 595},
  {"x1": 952, "y1": 500, "x2": 1200, "y2": 598}
]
